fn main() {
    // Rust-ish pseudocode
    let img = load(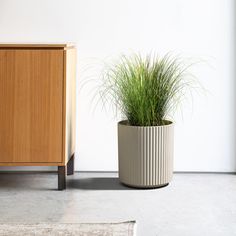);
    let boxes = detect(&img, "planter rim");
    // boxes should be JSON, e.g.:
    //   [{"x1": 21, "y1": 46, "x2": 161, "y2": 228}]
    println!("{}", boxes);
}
[{"x1": 118, "y1": 120, "x2": 173, "y2": 128}]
